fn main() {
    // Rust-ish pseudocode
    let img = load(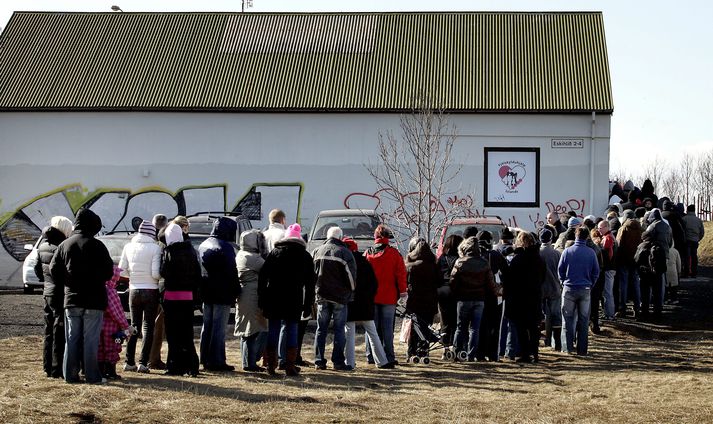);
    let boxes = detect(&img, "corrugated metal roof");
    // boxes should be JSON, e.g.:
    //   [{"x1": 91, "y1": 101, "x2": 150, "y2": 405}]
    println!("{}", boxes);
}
[{"x1": 0, "y1": 11, "x2": 613, "y2": 112}]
